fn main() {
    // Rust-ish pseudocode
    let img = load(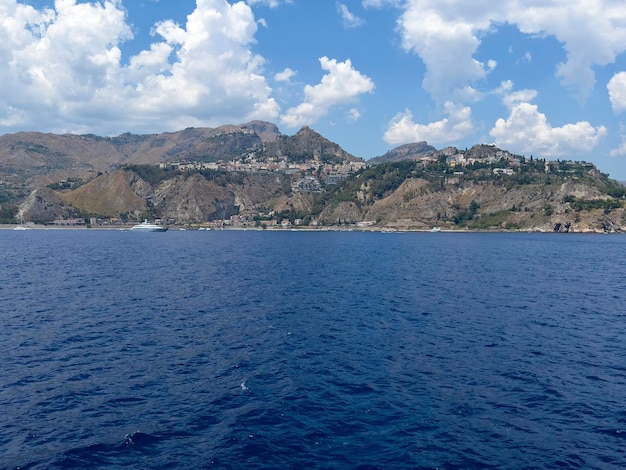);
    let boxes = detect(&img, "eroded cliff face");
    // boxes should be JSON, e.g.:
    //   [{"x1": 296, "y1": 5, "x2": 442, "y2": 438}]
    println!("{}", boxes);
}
[
  {"x1": 318, "y1": 202, "x2": 364, "y2": 225},
  {"x1": 18, "y1": 188, "x2": 76, "y2": 223},
  {"x1": 154, "y1": 174, "x2": 238, "y2": 224}
]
